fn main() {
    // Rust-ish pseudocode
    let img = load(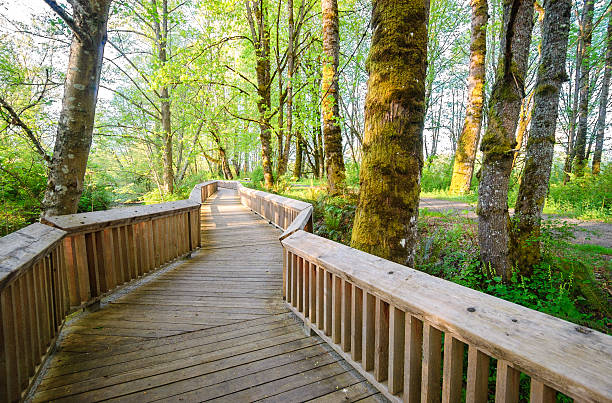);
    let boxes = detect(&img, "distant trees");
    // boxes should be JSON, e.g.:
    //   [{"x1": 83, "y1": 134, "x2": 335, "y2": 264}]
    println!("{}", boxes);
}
[
  {"x1": 246, "y1": 0, "x2": 275, "y2": 188},
  {"x1": 351, "y1": 0, "x2": 428, "y2": 266},
  {"x1": 592, "y1": 14, "x2": 612, "y2": 175},
  {"x1": 448, "y1": 0, "x2": 487, "y2": 195},
  {"x1": 321, "y1": 0, "x2": 345, "y2": 194},
  {"x1": 41, "y1": 0, "x2": 112, "y2": 216}
]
